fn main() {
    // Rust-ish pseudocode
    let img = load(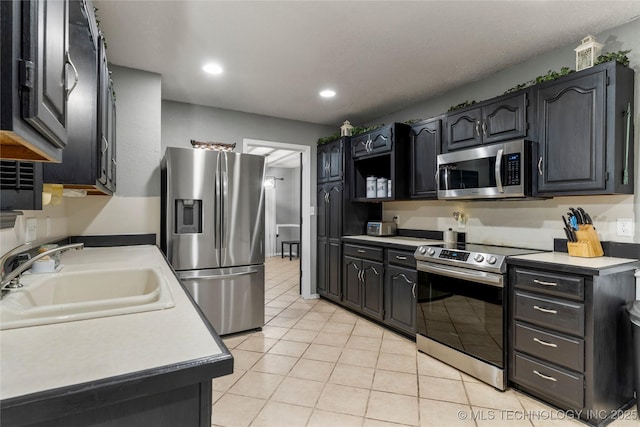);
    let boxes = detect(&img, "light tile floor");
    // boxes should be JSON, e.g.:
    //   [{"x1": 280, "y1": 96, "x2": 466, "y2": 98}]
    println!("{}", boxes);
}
[{"x1": 212, "y1": 257, "x2": 639, "y2": 427}]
